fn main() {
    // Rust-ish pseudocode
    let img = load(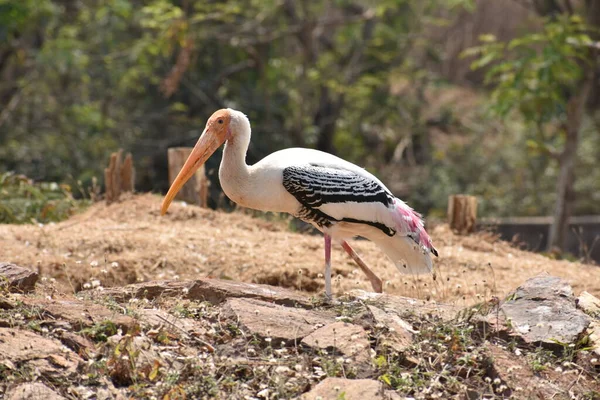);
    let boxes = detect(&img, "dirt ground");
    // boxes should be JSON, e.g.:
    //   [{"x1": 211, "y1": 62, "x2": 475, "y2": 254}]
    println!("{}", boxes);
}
[{"x1": 1, "y1": 194, "x2": 599, "y2": 304}]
